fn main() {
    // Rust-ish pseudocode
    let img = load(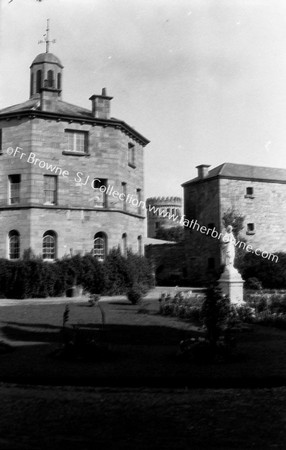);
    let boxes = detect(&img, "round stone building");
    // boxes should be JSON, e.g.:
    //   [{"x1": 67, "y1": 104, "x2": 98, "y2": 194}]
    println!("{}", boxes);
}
[{"x1": 146, "y1": 196, "x2": 182, "y2": 238}]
